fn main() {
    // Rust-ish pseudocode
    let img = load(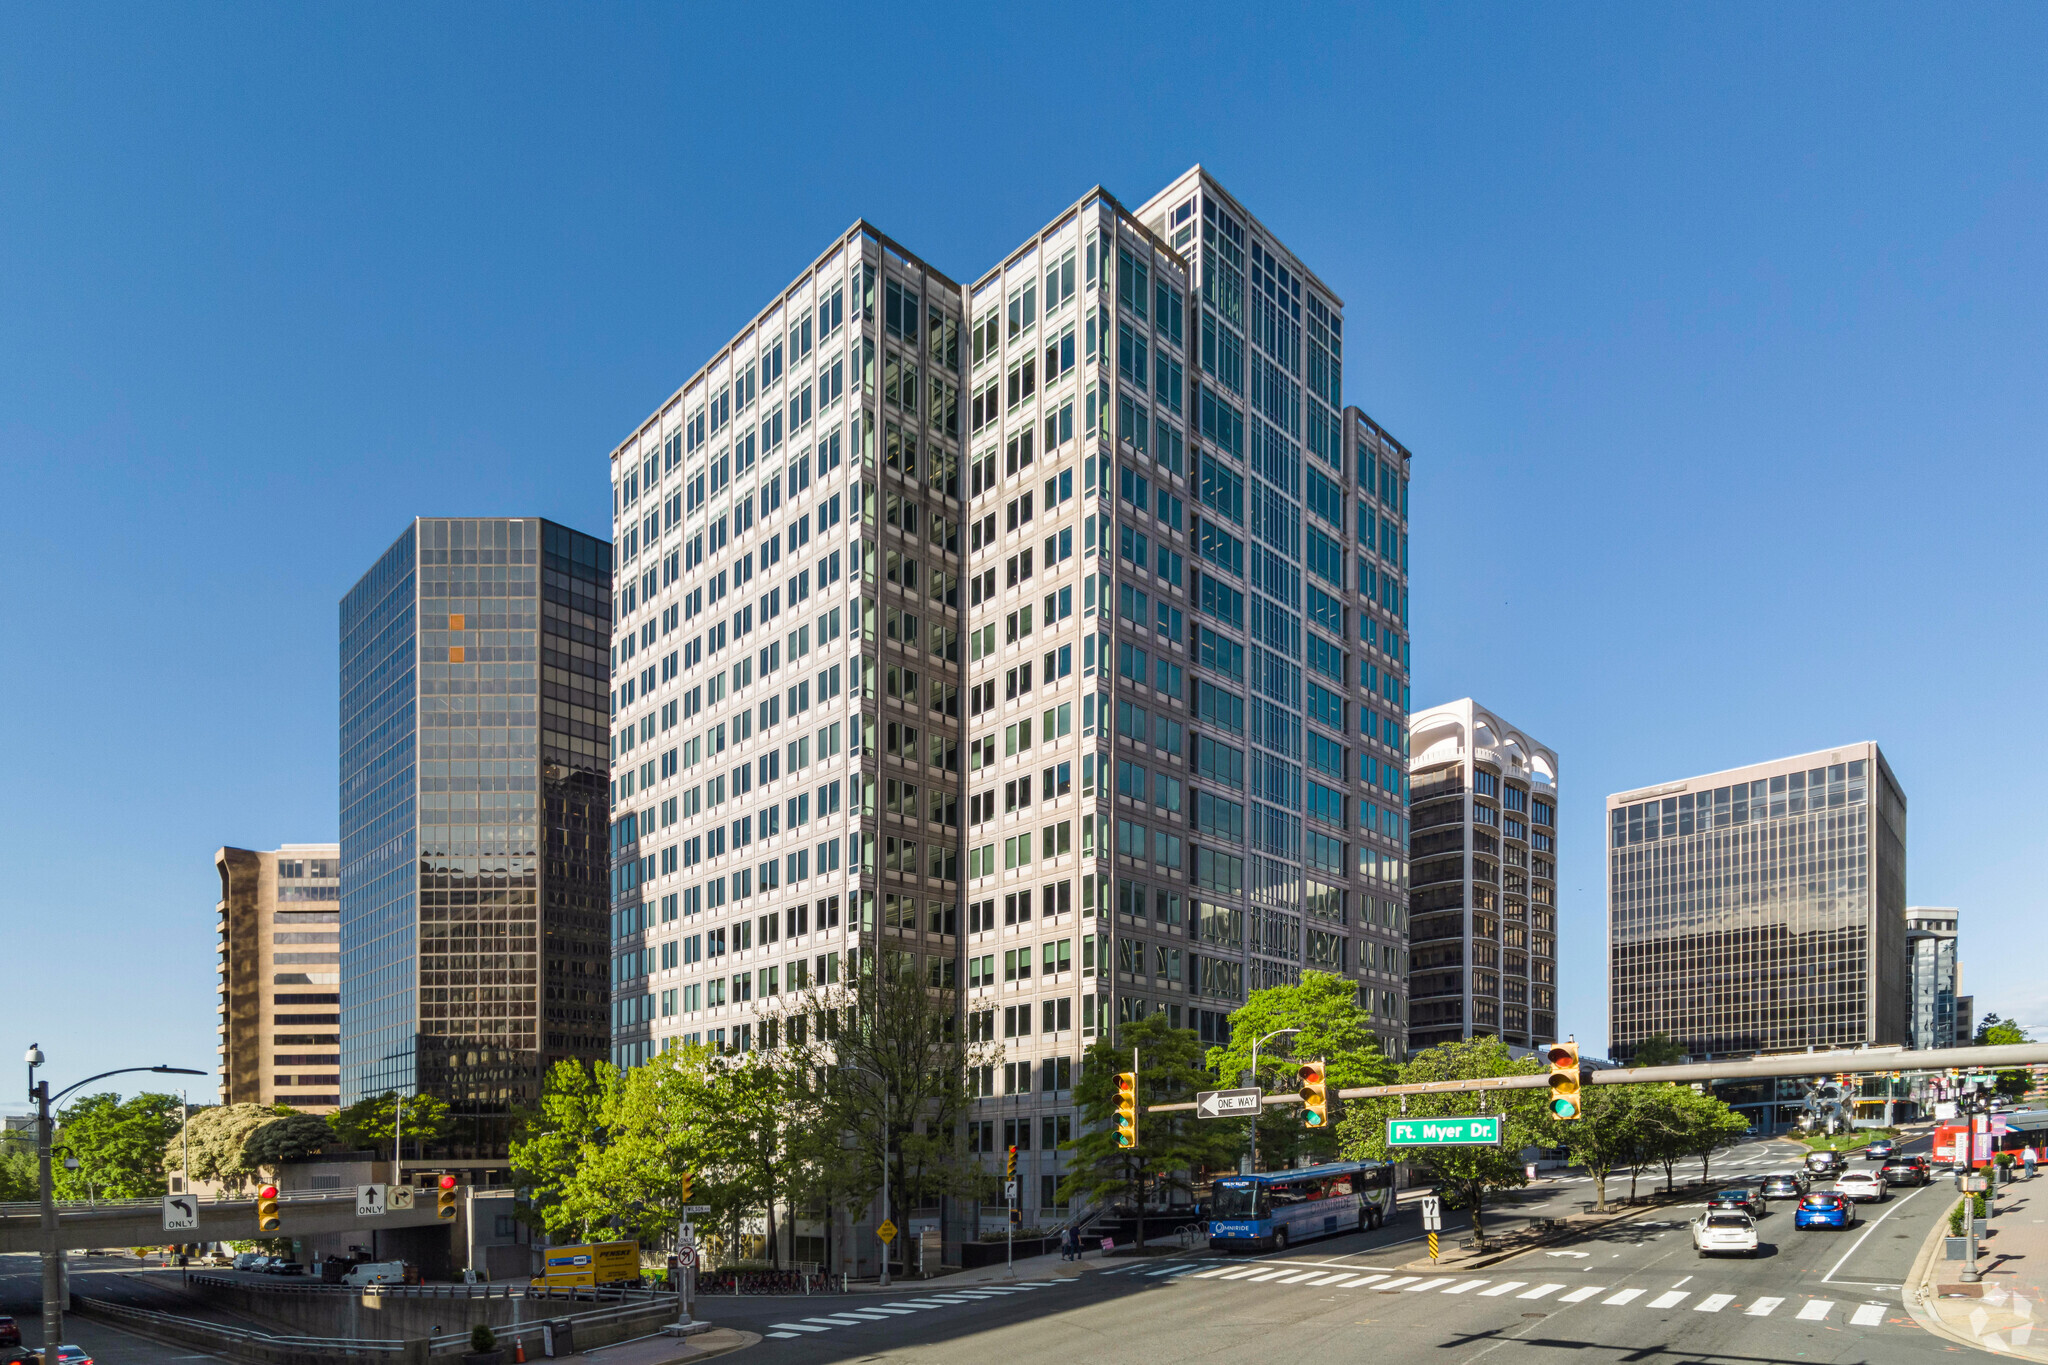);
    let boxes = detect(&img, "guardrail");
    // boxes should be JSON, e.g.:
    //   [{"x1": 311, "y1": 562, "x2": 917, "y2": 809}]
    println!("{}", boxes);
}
[
  {"x1": 0, "y1": 1188, "x2": 373, "y2": 1216},
  {"x1": 189, "y1": 1273, "x2": 674, "y2": 1304}
]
